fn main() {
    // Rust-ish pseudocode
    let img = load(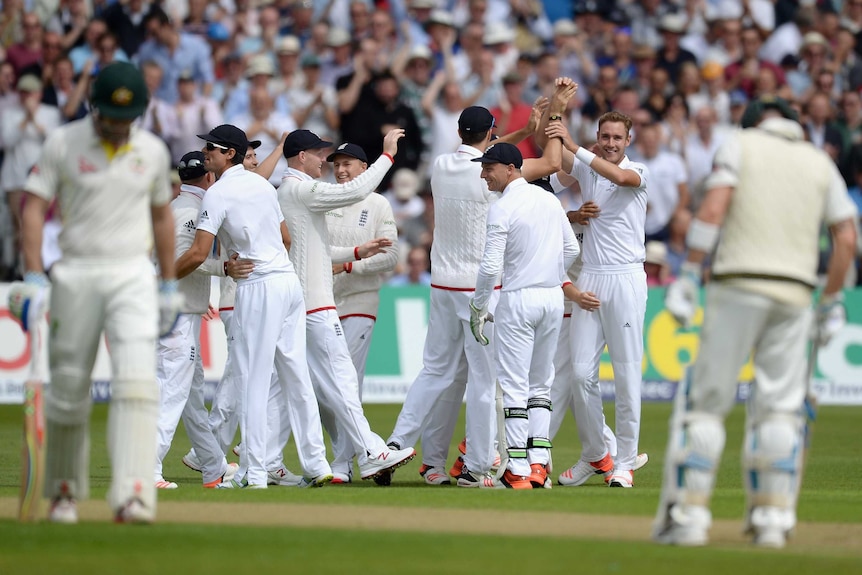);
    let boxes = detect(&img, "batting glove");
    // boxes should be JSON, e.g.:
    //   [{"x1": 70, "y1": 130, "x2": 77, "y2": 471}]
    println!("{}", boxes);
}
[
  {"x1": 469, "y1": 299, "x2": 493, "y2": 346},
  {"x1": 816, "y1": 291, "x2": 845, "y2": 346},
  {"x1": 158, "y1": 279, "x2": 184, "y2": 338},
  {"x1": 665, "y1": 261, "x2": 701, "y2": 328},
  {"x1": 8, "y1": 272, "x2": 50, "y2": 332}
]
